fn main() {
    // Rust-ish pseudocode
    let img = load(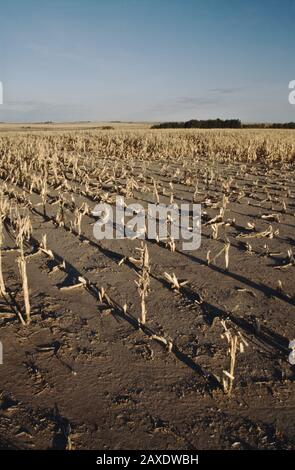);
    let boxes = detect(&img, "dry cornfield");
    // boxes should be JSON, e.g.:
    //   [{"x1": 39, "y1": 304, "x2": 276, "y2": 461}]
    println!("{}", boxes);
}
[{"x1": 0, "y1": 125, "x2": 295, "y2": 449}]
